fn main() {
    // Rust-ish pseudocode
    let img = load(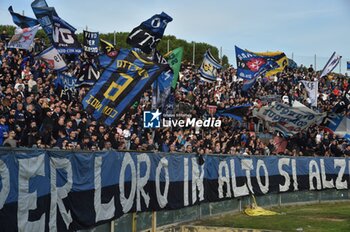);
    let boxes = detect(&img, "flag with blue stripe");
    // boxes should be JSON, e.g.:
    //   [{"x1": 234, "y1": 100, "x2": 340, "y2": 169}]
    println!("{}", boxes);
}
[
  {"x1": 242, "y1": 60, "x2": 279, "y2": 92},
  {"x1": 199, "y1": 50, "x2": 222, "y2": 82},
  {"x1": 31, "y1": 0, "x2": 58, "y2": 42},
  {"x1": 83, "y1": 49, "x2": 167, "y2": 126},
  {"x1": 216, "y1": 104, "x2": 252, "y2": 121},
  {"x1": 8, "y1": 6, "x2": 39, "y2": 28},
  {"x1": 52, "y1": 15, "x2": 81, "y2": 54},
  {"x1": 54, "y1": 73, "x2": 77, "y2": 101}
]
